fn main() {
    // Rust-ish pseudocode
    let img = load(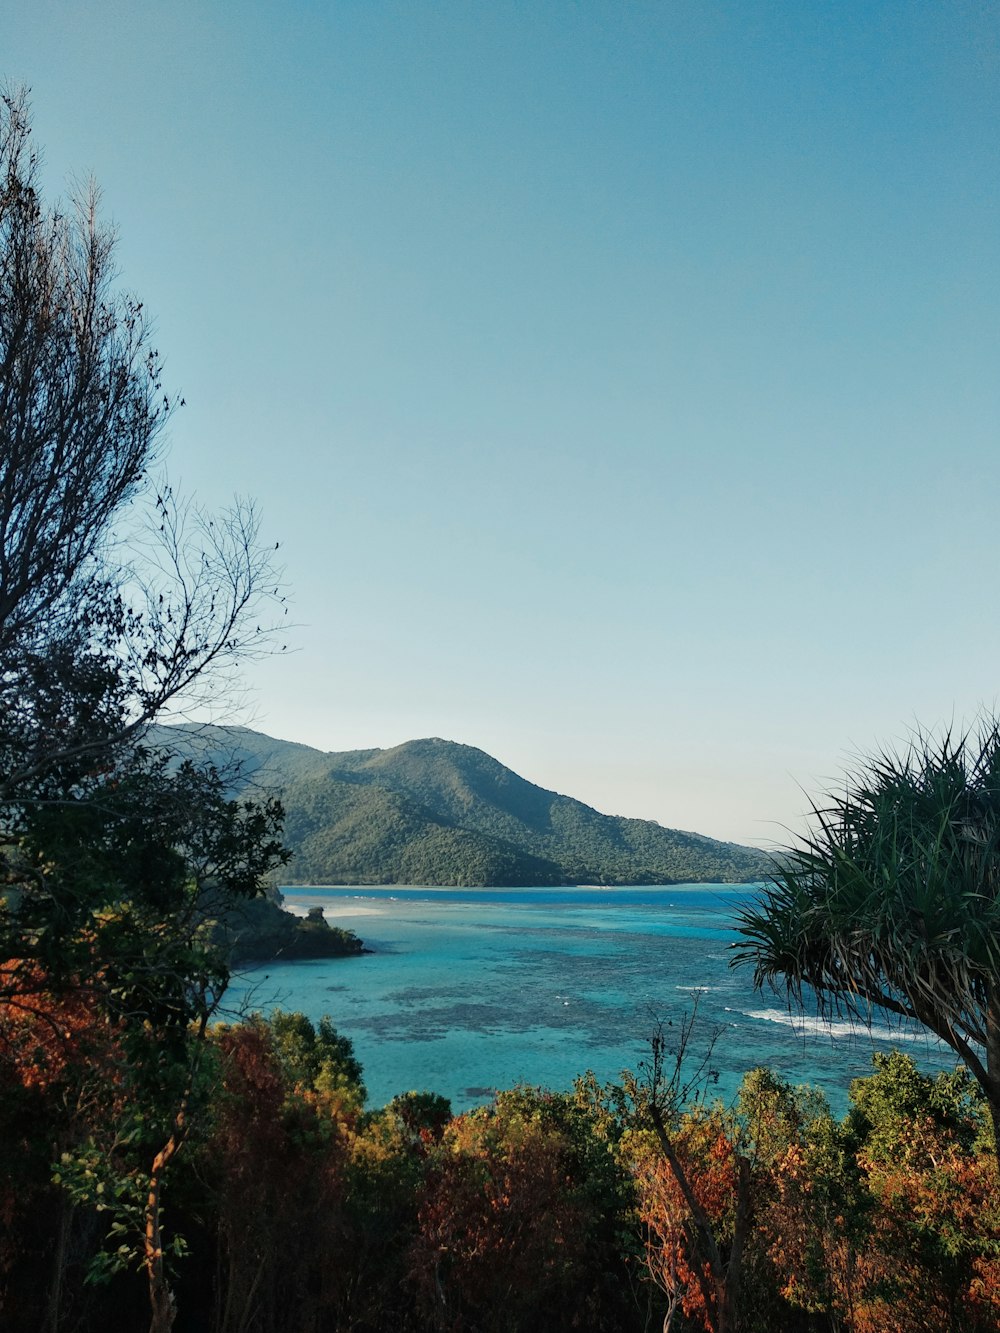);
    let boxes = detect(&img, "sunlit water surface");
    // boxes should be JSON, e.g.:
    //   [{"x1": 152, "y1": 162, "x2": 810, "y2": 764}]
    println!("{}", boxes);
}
[{"x1": 225, "y1": 886, "x2": 957, "y2": 1114}]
